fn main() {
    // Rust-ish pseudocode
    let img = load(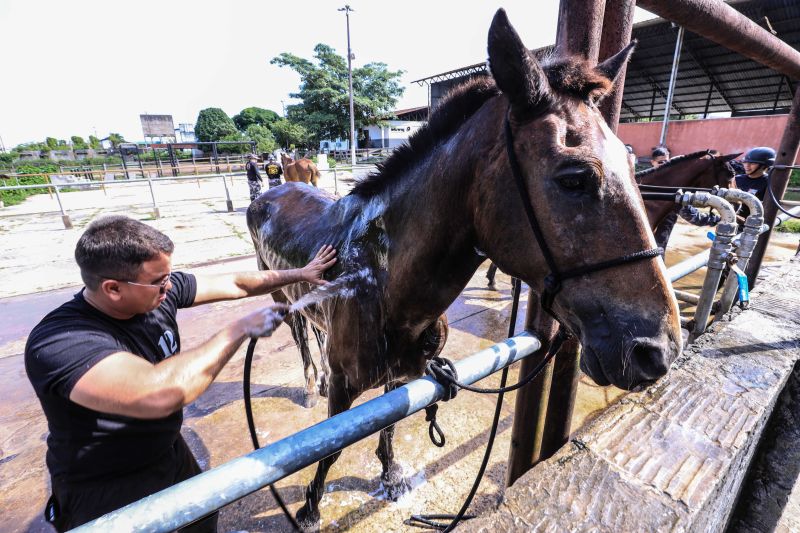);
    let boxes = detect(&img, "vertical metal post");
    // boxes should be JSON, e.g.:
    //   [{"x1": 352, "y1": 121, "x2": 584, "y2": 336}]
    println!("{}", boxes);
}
[
  {"x1": 221, "y1": 174, "x2": 234, "y2": 213},
  {"x1": 772, "y1": 76, "x2": 785, "y2": 113},
  {"x1": 703, "y1": 84, "x2": 714, "y2": 118},
  {"x1": 659, "y1": 26, "x2": 684, "y2": 147},
  {"x1": 147, "y1": 176, "x2": 160, "y2": 219},
  {"x1": 598, "y1": 0, "x2": 636, "y2": 132},
  {"x1": 53, "y1": 185, "x2": 73, "y2": 229},
  {"x1": 212, "y1": 143, "x2": 220, "y2": 174},
  {"x1": 339, "y1": 5, "x2": 357, "y2": 167},
  {"x1": 120, "y1": 152, "x2": 130, "y2": 180},
  {"x1": 746, "y1": 87, "x2": 800, "y2": 287},
  {"x1": 507, "y1": 305, "x2": 557, "y2": 486},
  {"x1": 649, "y1": 87, "x2": 657, "y2": 121}
]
